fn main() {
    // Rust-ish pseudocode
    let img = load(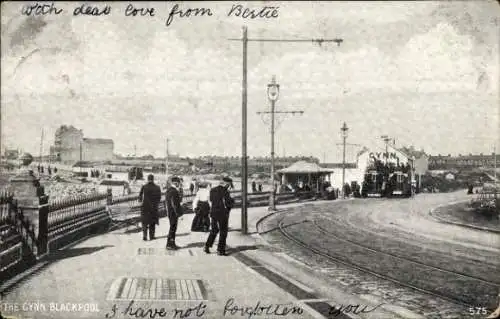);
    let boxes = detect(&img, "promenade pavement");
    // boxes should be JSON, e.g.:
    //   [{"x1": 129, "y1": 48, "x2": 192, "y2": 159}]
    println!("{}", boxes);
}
[{"x1": 0, "y1": 201, "x2": 408, "y2": 319}]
